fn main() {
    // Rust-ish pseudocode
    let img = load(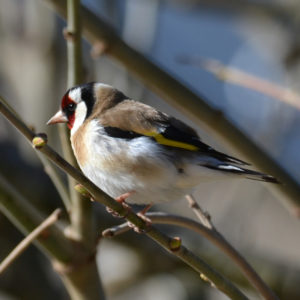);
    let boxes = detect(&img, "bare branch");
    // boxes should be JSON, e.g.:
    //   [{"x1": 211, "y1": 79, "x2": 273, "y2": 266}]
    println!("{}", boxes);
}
[
  {"x1": 38, "y1": 154, "x2": 71, "y2": 211},
  {"x1": 66, "y1": 0, "x2": 82, "y2": 87},
  {"x1": 0, "y1": 209, "x2": 62, "y2": 275},
  {"x1": 103, "y1": 211, "x2": 279, "y2": 300},
  {"x1": 0, "y1": 172, "x2": 73, "y2": 262},
  {"x1": 186, "y1": 195, "x2": 278, "y2": 300},
  {"x1": 178, "y1": 56, "x2": 300, "y2": 110},
  {"x1": 0, "y1": 96, "x2": 249, "y2": 300},
  {"x1": 58, "y1": 0, "x2": 94, "y2": 246},
  {"x1": 1, "y1": 92, "x2": 71, "y2": 211},
  {"x1": 185, "y1": 194, "x2": 213, "y2": 229}
]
